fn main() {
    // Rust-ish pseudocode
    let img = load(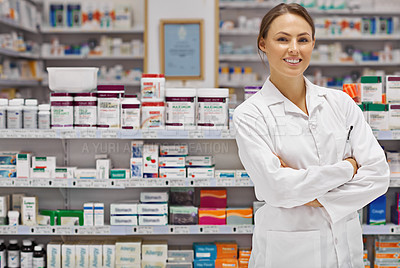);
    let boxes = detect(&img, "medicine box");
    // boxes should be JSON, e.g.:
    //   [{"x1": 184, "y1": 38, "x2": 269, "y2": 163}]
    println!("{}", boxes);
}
[
  {"x1": 0, "y1": 166, "x2": 16, "y2": 178},
  {"x1": 168, "y1": 249, "x2": 194, "y2": 263},
  {"x1": 138, "y1": 203, "x2": 168, "y2": 215},
  {"x1": 200, "y1": 189, "x2": 227, "y2": 208},
  {"x1": 84, "y1": 202, "x2": 94, "y2": 226},
  {"x1": 215, "y1": 242, "x2": 238, "y2": 259},
  {"x1": 186, "y1": 156, "x2": 214, "y2": 167},
  {"x1": 368, "y1": 195, "x2": 386, "y2": 225},
  {"x1": 159, "y1": 167, "x2": 186, "y2": 179},
  {"x1": 116, "y1": 239, "x2": 142, "y2": 264},
  {"x1": 361, "y1": 76, "x2": 382, "y2": 103},
  {"x1": 215, "y1": 170, "x2": 235, "y2": 179},
  {"x1": 391, "y1": 206, "x2": 400, "y2": 225},
  {"x1": 62, "y1": 243, "x2": 76, "y2": 268},
  {"x1": 115, "y1": 265, "x2": 141, "y2": 268},
  {"x1": 89, "y1": 243, "x2": 103, "y2": 268},
  {"x1": 187, "y1": 167, "x2": 215, "y2": 179},
  {"x1": 193, "y1": 259, "x2": 215, "y2": 268},
  {"x1": 193, "y1": 243, "x2": 217, "y2": 260},
  {"x1": 54, "y1": 167, "x2": 76, "y2": 179},
  {"x1": 0, "y1": 195, "x2": 9, "y2": 217},
  {"x1": 110, "y1": 203, "x2": 138, "y2": 215},
  {"x1": 143, "y1": 144, "x2": 159, "y2": 178},
  {"x1": 130, "y1": 158, "x2": 143, "y2": 178},
  {"x1": 110, "y1": 169, "x2": 130, "y2": 179},
  {"x1": 386, "y1": 76, "x2": 400, "y2": 103},
  {"x1": 0, "y1": 154, "x2": 16, "y2": 165},
  {"x1": 32, "y1": 156, "x2": 56, "y2": 169},
  {"x1": 75, "y1": 244, "x2": 89, "y2": 268},
  {"x1": 142, "y1": 240, "x2": 168, "y2": 261},
  {"x1": 37, "y1": 215, "x2": 51, "y2": 225},
  {"x1": 139, "y1": 215, "x2": 168, "y2": 226},
  {"x1": 96, "y1": 159, "x2": 111, "y2": 179},
  {"x1": 226, "y1": 208, "x2": 253, "y2": 225},
  {"x1": 22, "y1": 196, "x2": 38, "y2": 226},
  {"x1": 215, "y1": 259, "x2": 238, "y2": 268},
  {"x1": 30, "y1": 168, "x2": 51, "y2": 179},
  {"x1": 169, "y1": 206, "x2": 198, "y2": 225},
  {"x1": 160, "y1": 144, "x2": 188, "y2": 156},
  {"x1": 238, "y1": 248, "x2": 251, "y2": 259},
  {"x1": 47, "y1": 242, "x2": 62, "y2": 268},
  {"x1": 94, "y1": 203, "x2": 104, "y2": 226},
  {"x1": 103, "y1": 243, "x2": 116, "y2": 268},
  {"x1": 159, "y1": 157, "x2": 186, "y2": 167},
  {"x1": 131, "y1": 141, "x2": 144, "y2": 158},
  {"x1": 140, "y1": 191, "x2": 169, "y2": 203},
  {"x1": 110, "y1": 215, "x2": 138, "y2": 226},
  {"x1": 17, "y1": 153, "x2": 31, "y2": 178},
  {"x1": 170, "y1": 188, "x2": 195, "y2": 206},
  {"x1": 198, "y1": 208, "x2": 226, "y2": 225},
  {"x1": 40, "y1": 210, "x2": 57, "y2": 226},
  {"x1": 166, "y1": 263, "x2": 192, "y2": 268},
  {"x1": 76, "y1": 169, "x2": 97, "y2": 179}
]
